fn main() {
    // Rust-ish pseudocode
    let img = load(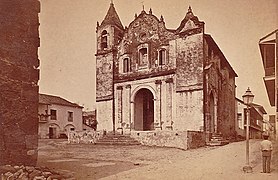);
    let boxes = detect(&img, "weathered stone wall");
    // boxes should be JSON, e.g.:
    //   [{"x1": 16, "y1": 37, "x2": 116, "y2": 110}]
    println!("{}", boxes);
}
[
  {"x1": 204, "y1": 38, "x2": 236, "y2": 140},
  {"x1": 115, "y1": 11, "x2": 176, "y2": 82},
  {"x1": 96, "y1": 100, "x2": 113, "y2": 131},
  {"x1": 96, "y1": 53, "x2": 114, "y2": 101},
  {"x1": 186, "y1": 131, "x2": 206, "y2": 149},
  {"x1": 175, "y1": 90, "x2": 203, "y2": 131},
  {"x1": 131, "y1": 131, "x2": 188, "y2": 149},
  {"x1": 174, "y1": 33, "x2": 204, "y2": 91},
  {"x1": 0, "y1": 0, "x2": 40, "y2": 165},
  {"x1": 131, "y1": 130, "x2": 205, "y2": 150}
]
